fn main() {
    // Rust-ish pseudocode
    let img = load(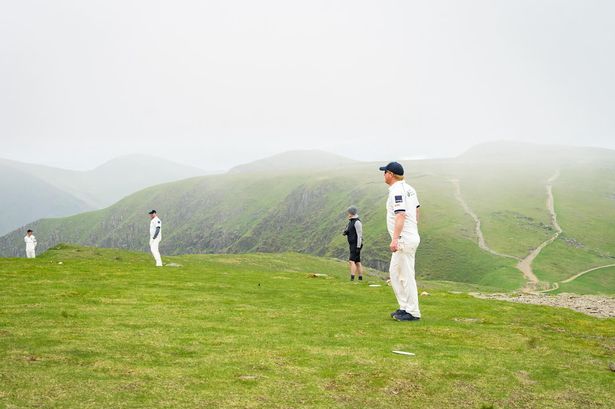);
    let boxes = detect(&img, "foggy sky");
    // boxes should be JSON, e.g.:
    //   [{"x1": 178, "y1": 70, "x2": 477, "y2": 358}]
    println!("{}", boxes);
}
[{"x1": 1, "y1": 0, "x2": 614, "y2": 171}]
